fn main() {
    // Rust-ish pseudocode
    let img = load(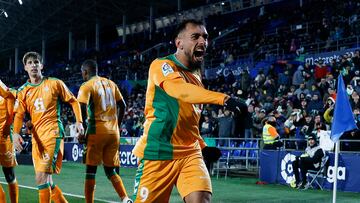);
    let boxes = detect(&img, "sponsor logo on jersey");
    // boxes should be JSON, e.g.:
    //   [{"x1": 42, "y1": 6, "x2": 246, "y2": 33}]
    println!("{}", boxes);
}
[{"x1": 161, "y1": 63, "x2": 174, "y2": 77}]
